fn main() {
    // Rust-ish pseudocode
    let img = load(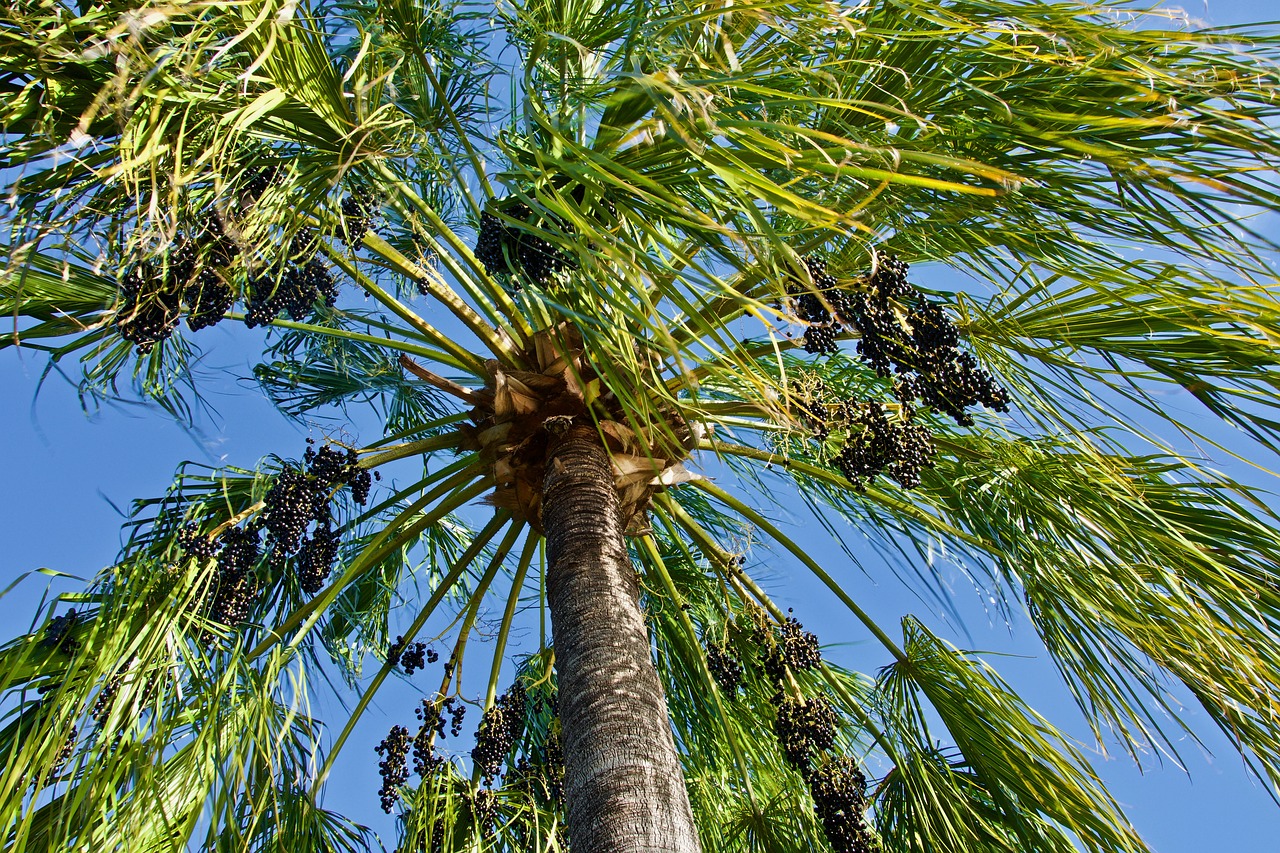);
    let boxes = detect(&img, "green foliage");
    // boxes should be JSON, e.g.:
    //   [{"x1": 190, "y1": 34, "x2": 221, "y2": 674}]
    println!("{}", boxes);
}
[{"x1": 2, "y1": 0, "x2": 1280, "y2": 849}]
